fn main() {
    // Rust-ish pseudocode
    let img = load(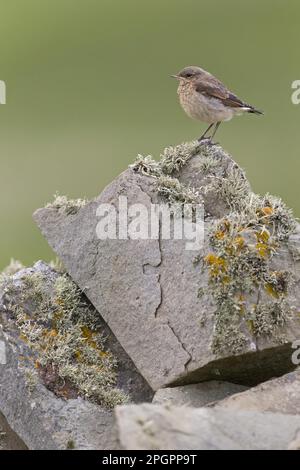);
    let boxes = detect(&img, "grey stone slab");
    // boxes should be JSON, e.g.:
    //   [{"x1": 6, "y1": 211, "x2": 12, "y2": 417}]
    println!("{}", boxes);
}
[
  {"x1": 116, "y1": 403, "x2": 300, "y2": 450},
  {"x1": 212, "y1": 368, "x2": 300, "y2": 414},
  {"x1": 153, "y1": 381, "x2": 248, "y2": 407}
]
